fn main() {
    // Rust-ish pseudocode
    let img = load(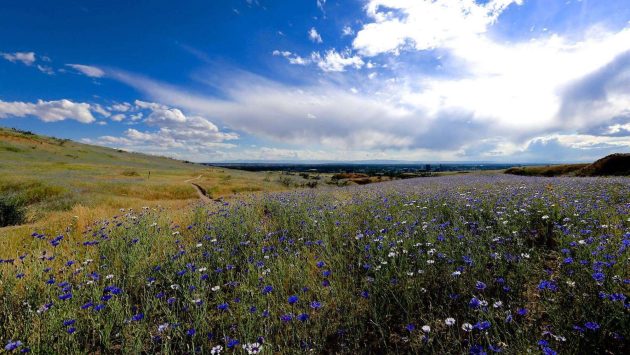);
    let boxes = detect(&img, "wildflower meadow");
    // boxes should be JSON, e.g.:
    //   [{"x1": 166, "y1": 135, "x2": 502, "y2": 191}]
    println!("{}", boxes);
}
[{"x1": 1, "y1": 174, "x2": 628, "y2": 353}]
